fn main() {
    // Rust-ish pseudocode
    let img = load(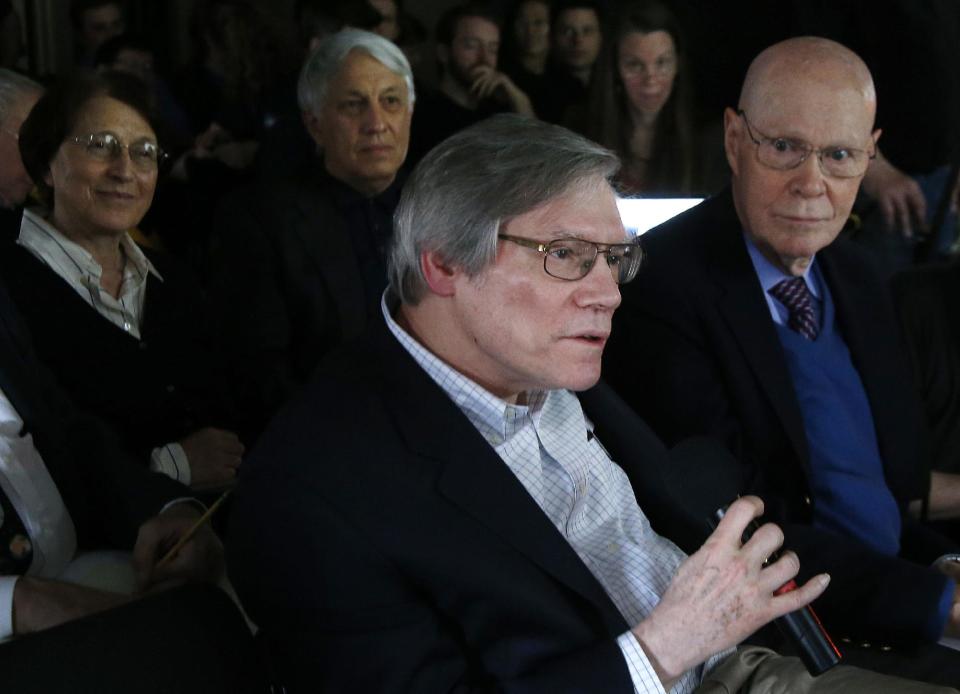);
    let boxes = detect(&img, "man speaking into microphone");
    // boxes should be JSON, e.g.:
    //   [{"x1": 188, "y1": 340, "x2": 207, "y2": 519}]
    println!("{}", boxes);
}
[{"x1": 228, "y1": 114, "x2": 951, "y2": 692}]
